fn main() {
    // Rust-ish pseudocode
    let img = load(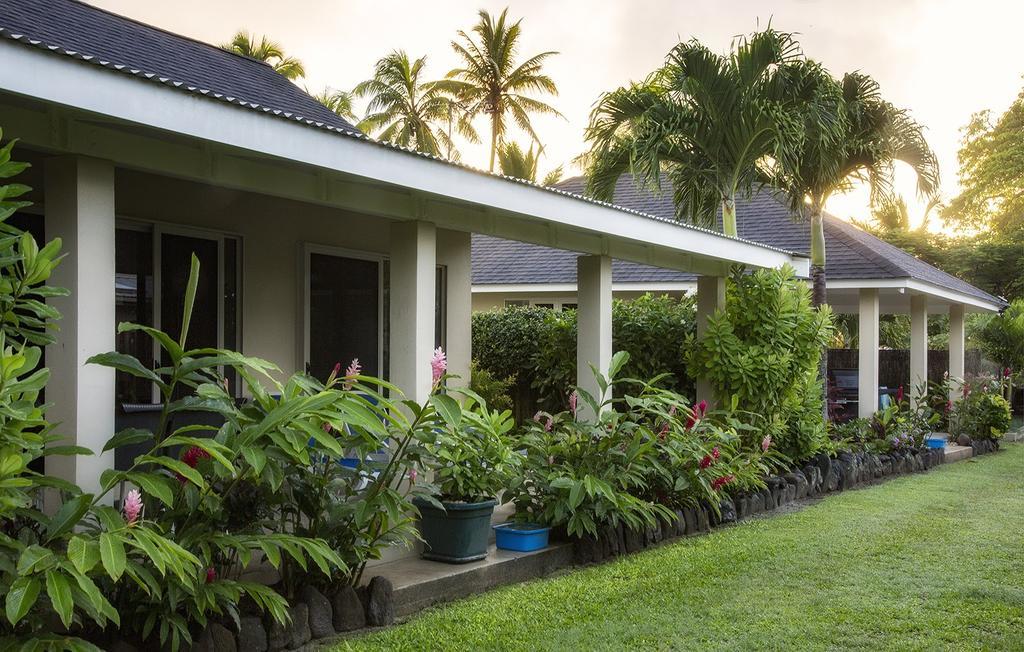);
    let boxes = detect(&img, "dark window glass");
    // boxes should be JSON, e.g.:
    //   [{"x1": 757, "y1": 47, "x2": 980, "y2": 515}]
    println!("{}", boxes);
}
[
  {"x1": 308, "y1": 253, "x2": 380, "y2": 381},
  {"x1": 535, "y1": 303, "x2": 555, "y2": 310},
  {"x1": 115, "y1": 228, "x2": 154, "y2": 404},
  {"x1": 223, "y1": 238, "x2": 239, "y2": 395},
  {"x1": 504, "y1": 299, "x2": 529, "y2": 307},
  {"x1": 160, "y1": 233, "x2": 219, "y2": 354},
  {"x1": 435, "y1": 266, "x2": 446, "y2": 351},
  {"x1": 561, "y1": 303, "x2": 577, "y2": 312}
]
